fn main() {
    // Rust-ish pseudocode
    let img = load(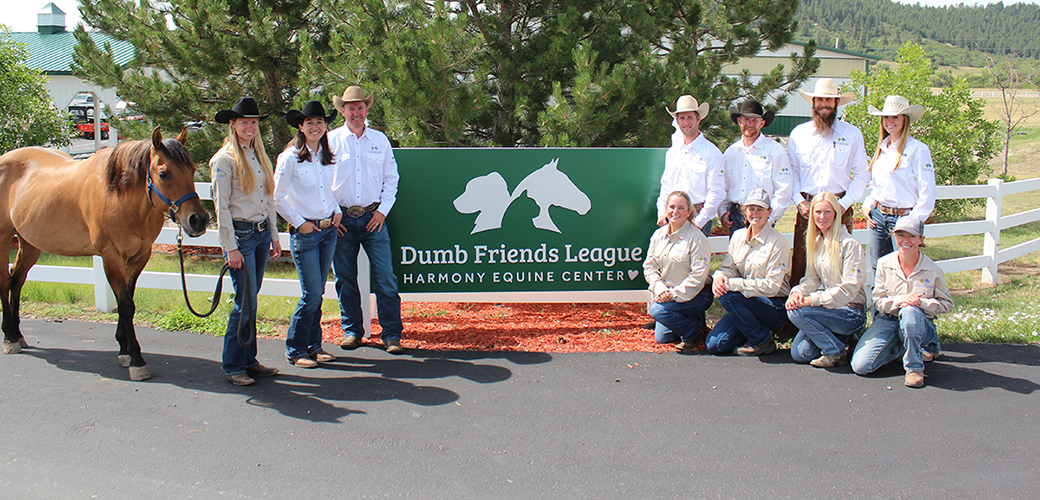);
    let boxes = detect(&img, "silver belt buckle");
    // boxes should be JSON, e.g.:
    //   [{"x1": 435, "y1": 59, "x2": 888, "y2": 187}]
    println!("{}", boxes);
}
[
  {"x1": 317, "y1": 218, "x2": 332, "y2": 229},
  {"x1": 346, "y1": 205, "x2": 365, "y2": 218}
]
